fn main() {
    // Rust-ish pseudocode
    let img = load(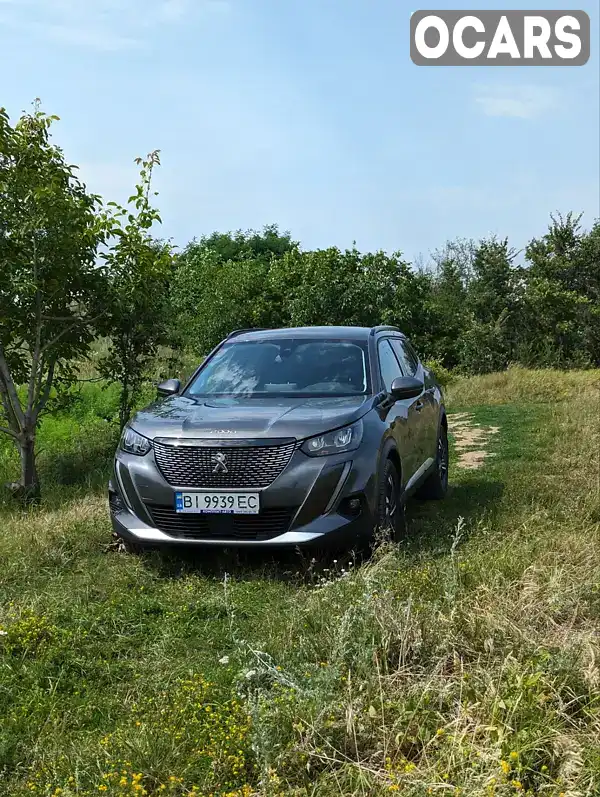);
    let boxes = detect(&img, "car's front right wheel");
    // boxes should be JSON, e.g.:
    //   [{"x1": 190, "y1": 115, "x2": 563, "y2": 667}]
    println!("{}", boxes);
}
[{"x1": 374, "y1": 457, "x2": 405, "y2": 543}]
